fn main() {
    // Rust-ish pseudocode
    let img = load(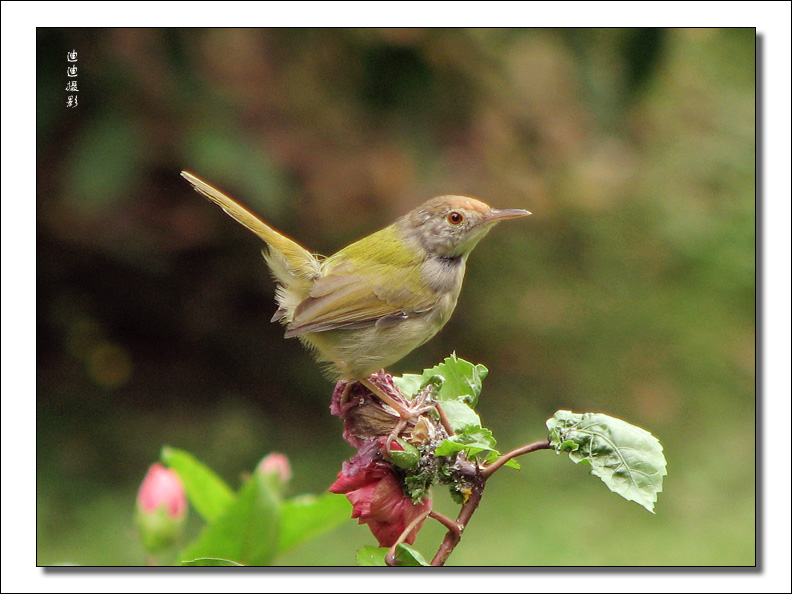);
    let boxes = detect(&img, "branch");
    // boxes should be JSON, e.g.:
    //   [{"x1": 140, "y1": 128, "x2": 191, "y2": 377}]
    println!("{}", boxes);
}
[
  {"x1": 430, "y1": 471, "x2": 486, "y2": 567},
  {"x1": 481, "y1": 439, "x2": 552, "y2": 478},
  {"x1": 430, "y1": 439, "x2": 552, "y2": 566}
]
